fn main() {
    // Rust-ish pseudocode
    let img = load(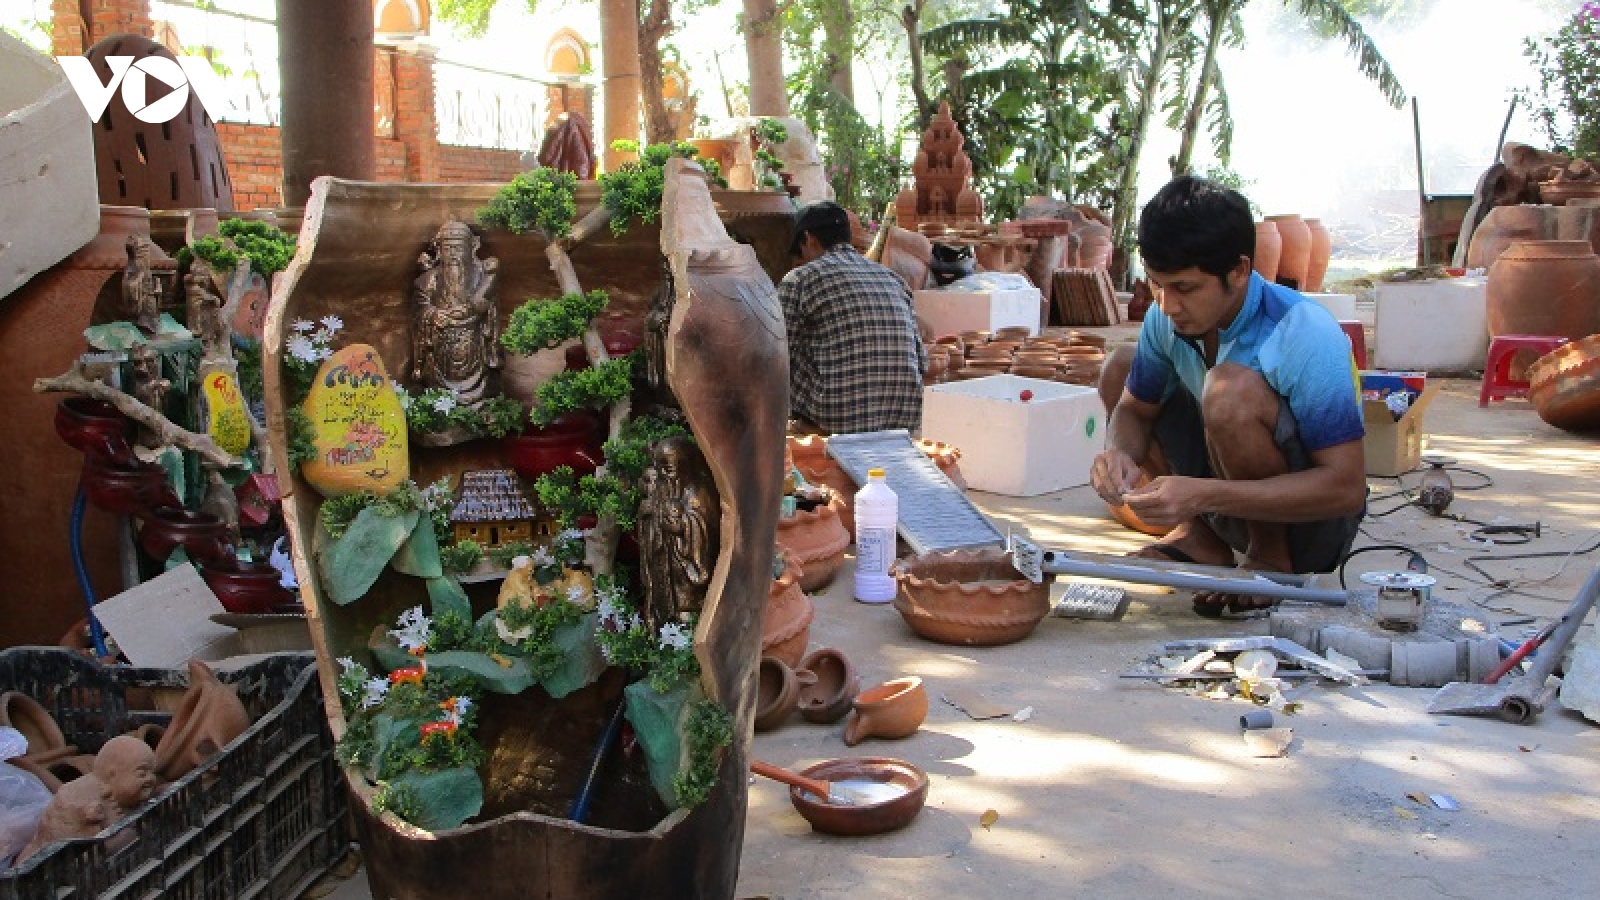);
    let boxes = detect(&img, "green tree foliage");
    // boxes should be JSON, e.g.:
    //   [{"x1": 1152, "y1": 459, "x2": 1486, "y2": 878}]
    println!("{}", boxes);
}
[{"x1": 1523, "y1": 2, "x2": 1600, "y2": 159}]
